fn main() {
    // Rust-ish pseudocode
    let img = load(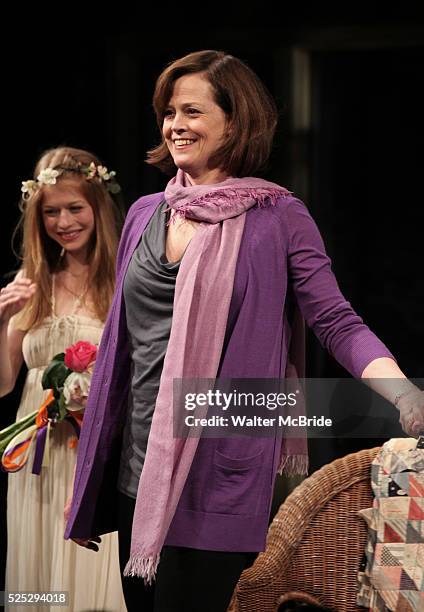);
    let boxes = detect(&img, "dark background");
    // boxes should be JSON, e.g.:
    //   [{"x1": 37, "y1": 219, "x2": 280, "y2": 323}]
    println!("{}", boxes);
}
[{"x1": 1, "y1": 5, "x2": 423, "y2": 591}]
